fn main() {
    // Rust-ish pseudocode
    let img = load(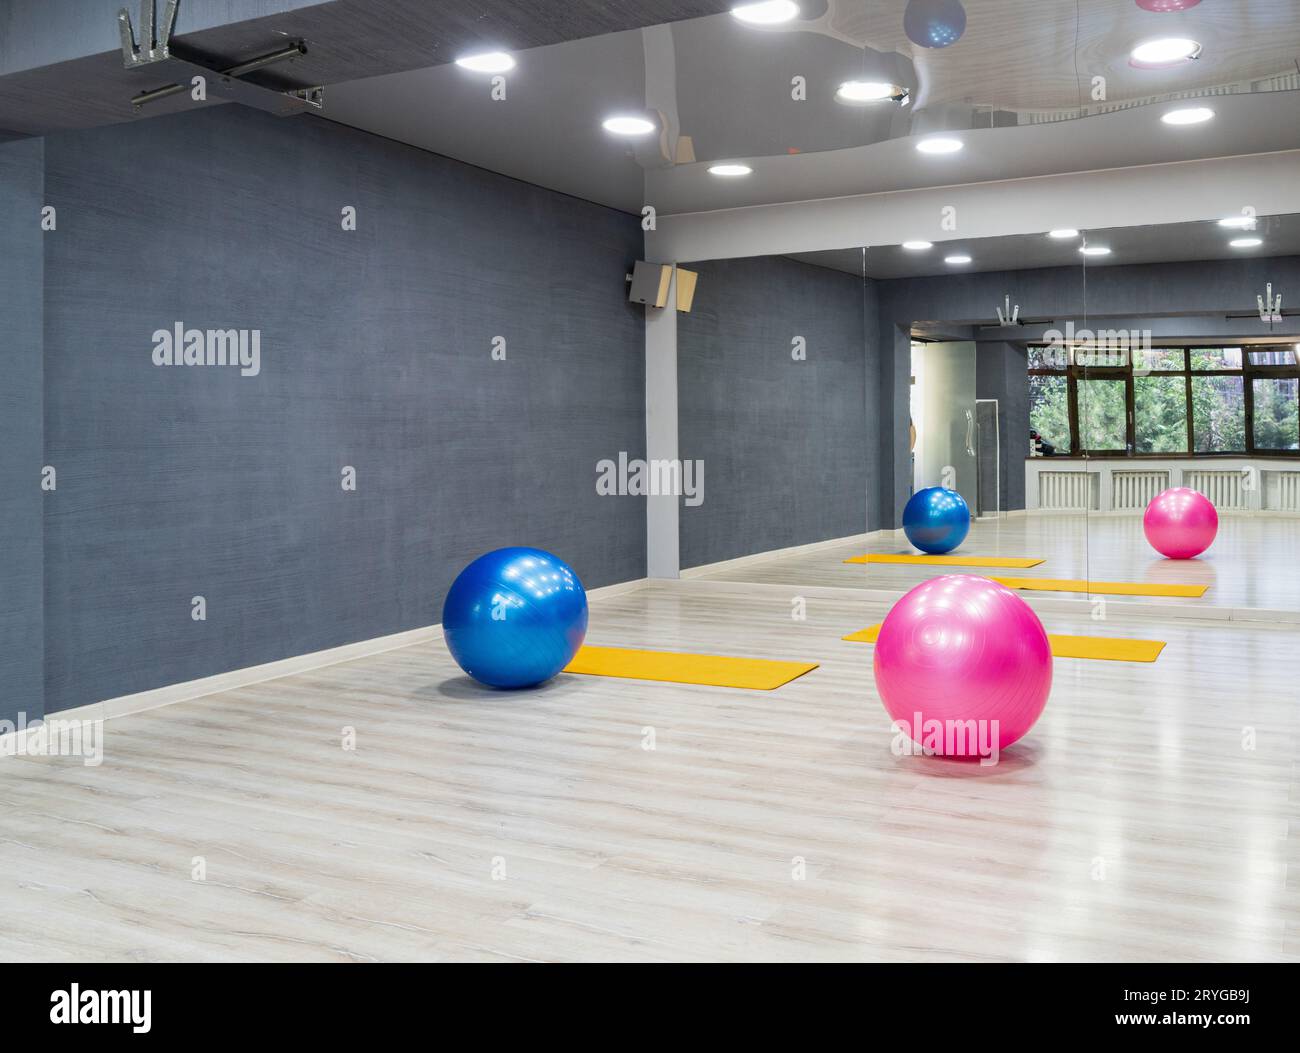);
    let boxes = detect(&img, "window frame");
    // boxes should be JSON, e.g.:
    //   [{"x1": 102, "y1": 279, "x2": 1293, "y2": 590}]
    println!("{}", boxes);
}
[{"x1": 1027, "y1": 343, "x2": 1300, "y2": 458}]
